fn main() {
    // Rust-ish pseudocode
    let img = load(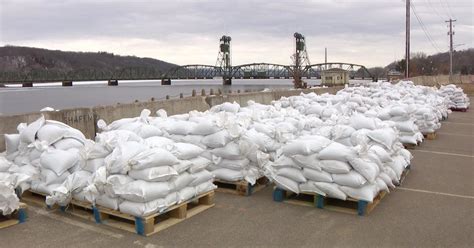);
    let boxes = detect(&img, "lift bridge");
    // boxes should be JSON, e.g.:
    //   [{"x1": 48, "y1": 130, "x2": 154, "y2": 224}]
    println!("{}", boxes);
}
[{"x1": 0, "y1": 34, "x2": 375, "y2": 88}]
